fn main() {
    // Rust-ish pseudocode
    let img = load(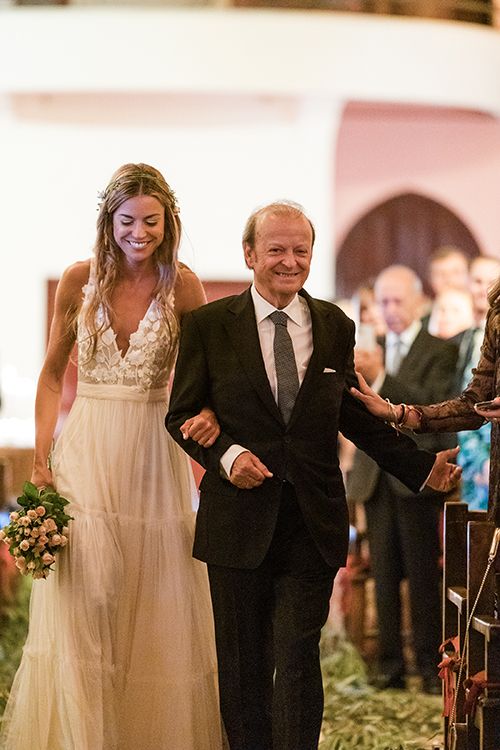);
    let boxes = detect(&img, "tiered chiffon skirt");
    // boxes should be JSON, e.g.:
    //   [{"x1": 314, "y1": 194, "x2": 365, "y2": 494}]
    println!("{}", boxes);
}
[{"x1": 1, "y1": 384, "x2": 222, "y2": 749}]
